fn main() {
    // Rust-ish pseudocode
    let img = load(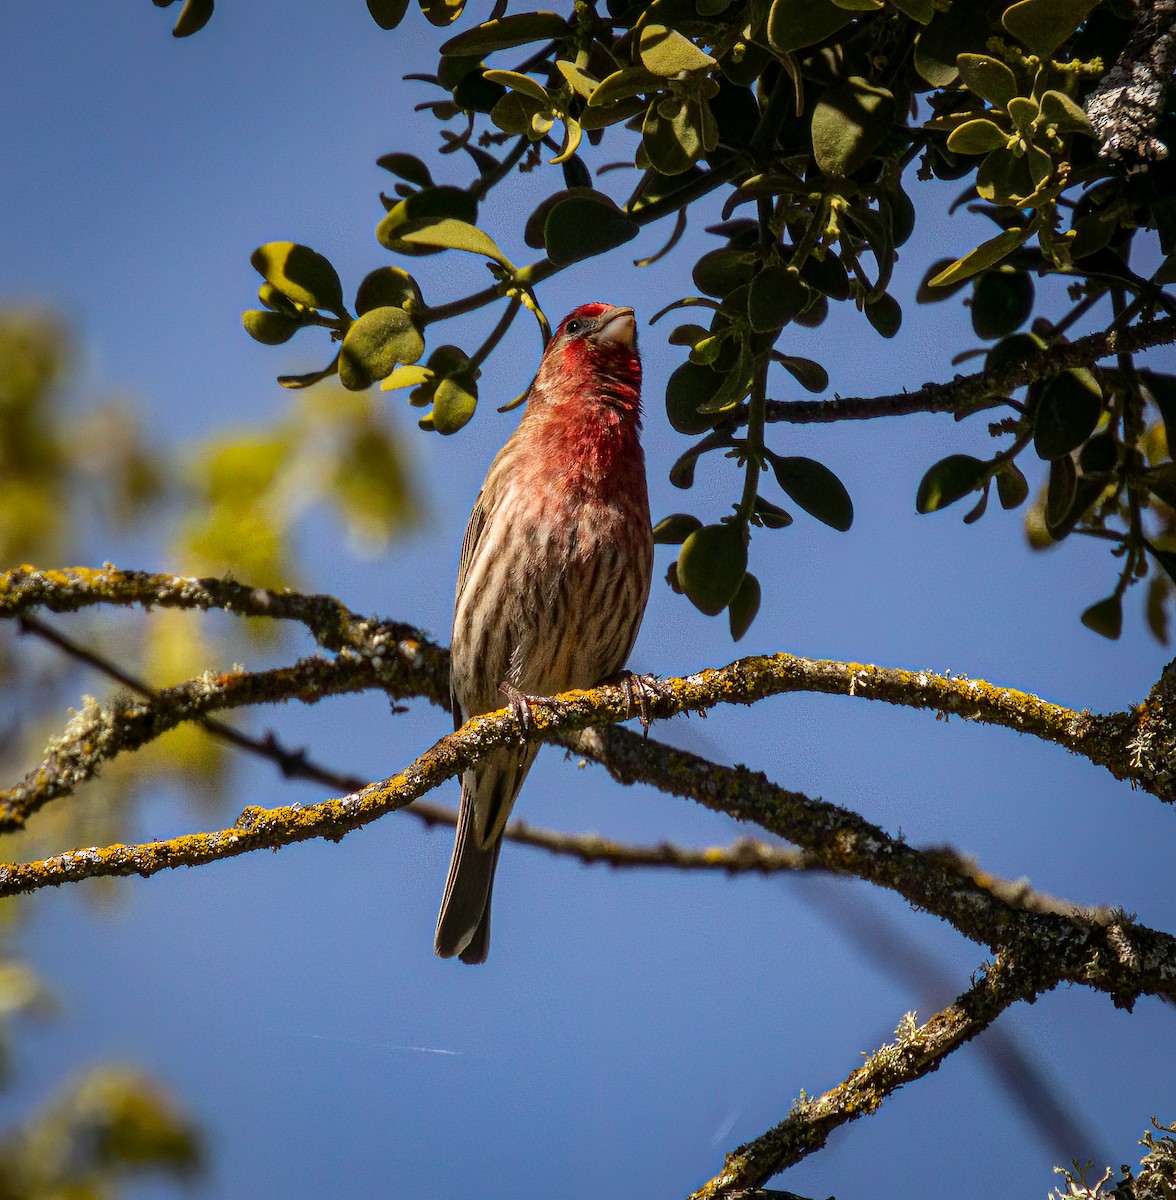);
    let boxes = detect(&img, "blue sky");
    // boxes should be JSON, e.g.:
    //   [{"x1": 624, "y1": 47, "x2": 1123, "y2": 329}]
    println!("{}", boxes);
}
[{"x1": 1, "y1": 4, "x2": 1174, "y2": 1198}]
